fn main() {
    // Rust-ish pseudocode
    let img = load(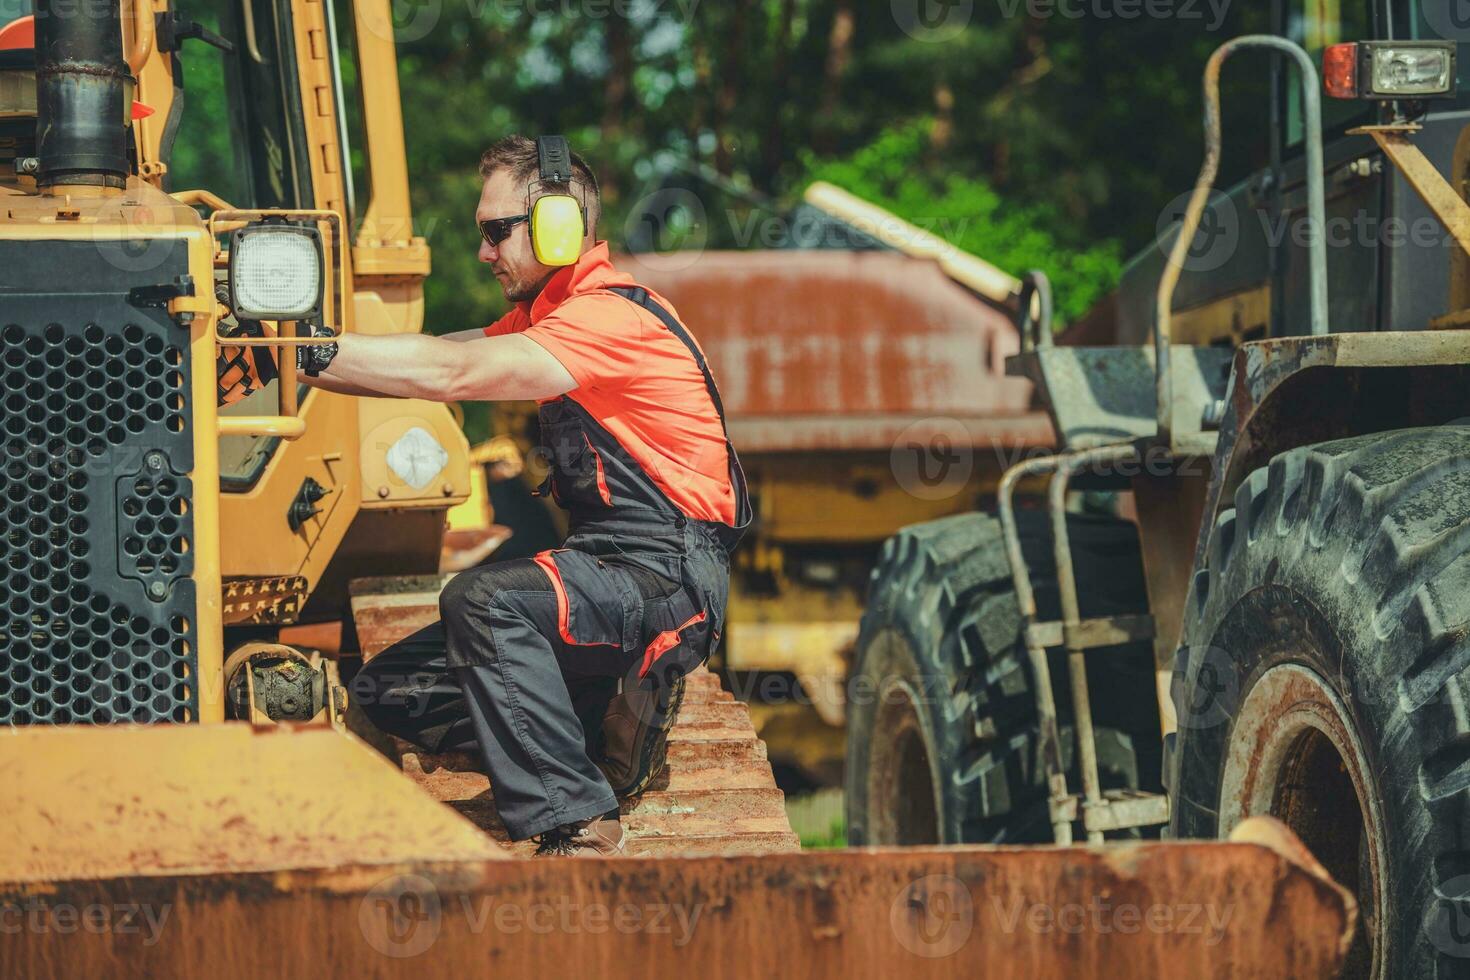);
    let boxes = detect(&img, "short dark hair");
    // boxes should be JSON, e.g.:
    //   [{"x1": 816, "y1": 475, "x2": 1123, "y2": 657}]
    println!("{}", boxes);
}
[{"x1": 479, "y1": 135, "x2": 601, "y2": 232}]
